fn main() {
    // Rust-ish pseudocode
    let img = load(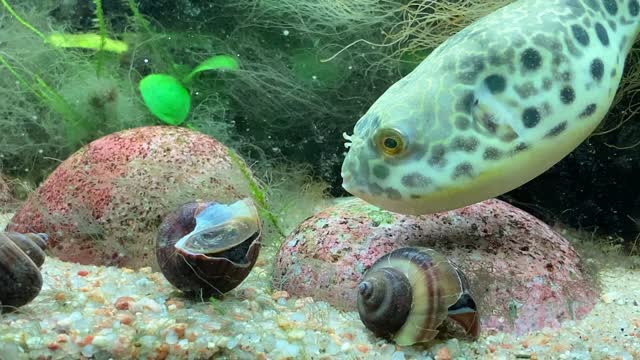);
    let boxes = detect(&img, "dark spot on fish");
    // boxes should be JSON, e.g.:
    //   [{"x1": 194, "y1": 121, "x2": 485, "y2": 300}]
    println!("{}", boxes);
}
[
  {"x1": 455, "y1": 115, "x2": 471, "y2": 130},
  {"x1": 560, "y1": 86, "x2": 576, "y2": 104},
  {"x1": 452, "y1": 163, "x2": 474, "y2": 179},
  {"x1": 522, "y1": 107, "x2": 541, "y2": 128},
  {"x1": 514, "y1": 82, "x2": 538, "y2": 99},
  {"x1": 545, "y1": 121, "x2": 568, "y2": 137},
  {"x1": 372, "y1": 164, "x2": 390, "y2": 180},
  {"x1": 630, "y1": 0, "x2": 640, "y2": 16},
  {"x1": 521, "y1": 48, "x2": 542, "y2": 71},
  {"x1": 571, "y1": 24, "x2": 590, "y2": 46},
  {"x1": 428, "y1": 144, "x2": 447, "y2": 168},
  {"x1": 591, "y1": 58, "x2": 604, "y2": 81},
  {"x1": 483, "y1": 147, "x2": 503, "y2": 160},
  {"x1": 452, "y1": 136, "x2": 479, "y2": 153},
  {"x1": 603, "y1": 0, "x2": 618, "y2": 15},
  {"x1": 484, "y1": 74, "x2": 506, "y2": 94},
  {"x1": 595, "y1": 23, "x2": 609, "y2": 46},
  {"x1": 402, "y1": 173, "x2": 432, "y2": 188},
  {"x1": 513, "y1": 142, "x2": 529, "y2": 153},
  {"x1": 580, "y1": 103, "x2": 597, "y2": 117}
]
